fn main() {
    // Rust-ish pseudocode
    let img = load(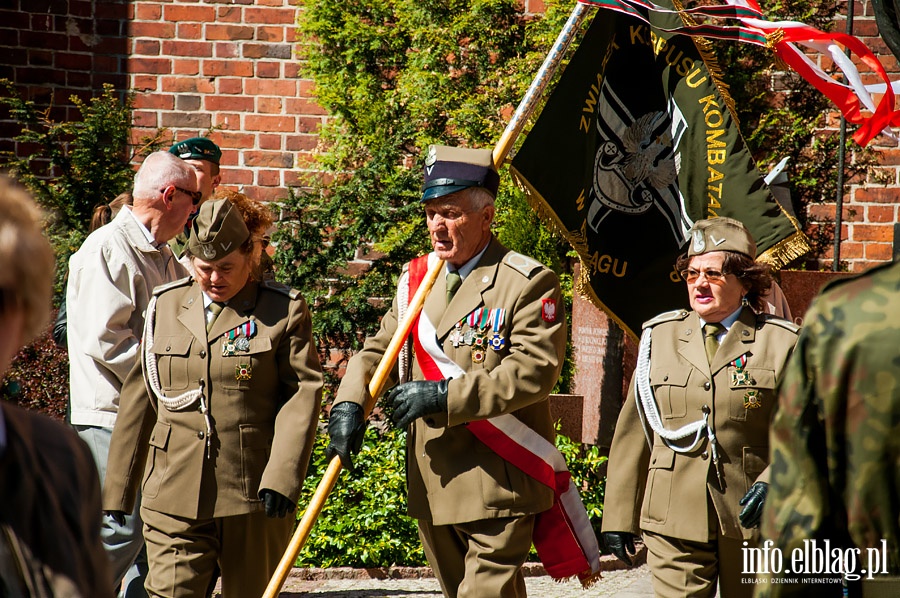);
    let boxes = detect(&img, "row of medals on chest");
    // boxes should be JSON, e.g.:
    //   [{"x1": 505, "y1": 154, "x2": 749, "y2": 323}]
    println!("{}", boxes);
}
[
  {"x1": 448, "y1": 307, "x2": 506, "y2": 364},
  {"x1": 221, "y1": 319, "x2": 256, "y2": 381}
]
